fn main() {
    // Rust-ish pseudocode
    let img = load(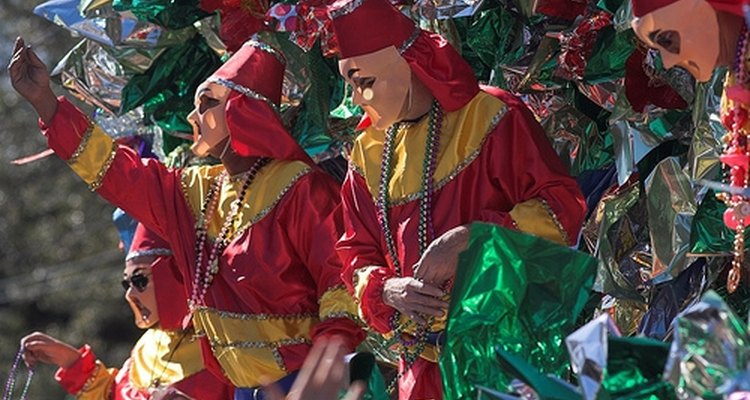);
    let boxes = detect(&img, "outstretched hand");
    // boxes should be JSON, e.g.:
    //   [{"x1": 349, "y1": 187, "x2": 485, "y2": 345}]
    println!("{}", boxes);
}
[
  {"x1": 8, "y1": 37, "x2": 57, "y2": 123},
  {"x1": 20, "y1": 332, "x2": 80, "y2": 369},
  {"x1": 263, "y1": 337, "x2": 366, "y2": 400}
]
